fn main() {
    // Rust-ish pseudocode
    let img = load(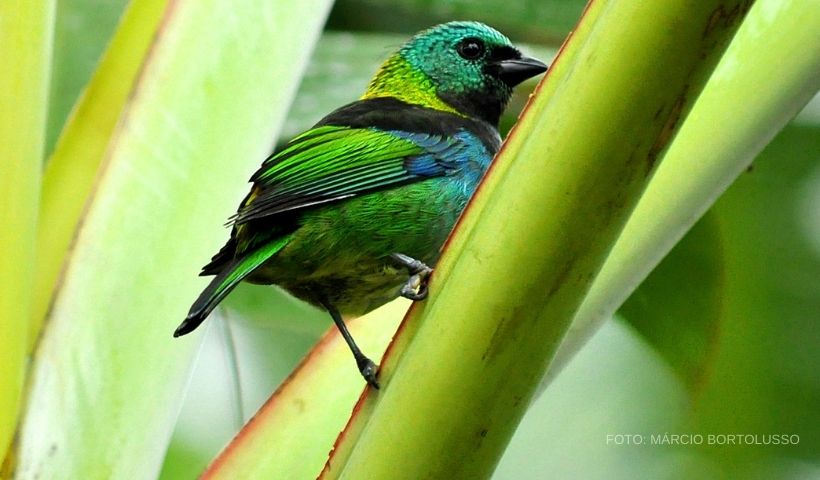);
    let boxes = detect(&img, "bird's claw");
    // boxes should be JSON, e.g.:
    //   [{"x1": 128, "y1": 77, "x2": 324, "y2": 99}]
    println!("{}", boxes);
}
[
  {"x1": 358, "y1": 357, "x2": 380, "y2": 389},
  {"x1": 390, "y1": 253, "x2": 433, "y2": 301},
  {"x1": 400, "y1": 275, "x2": 429, "y2": 300}
]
